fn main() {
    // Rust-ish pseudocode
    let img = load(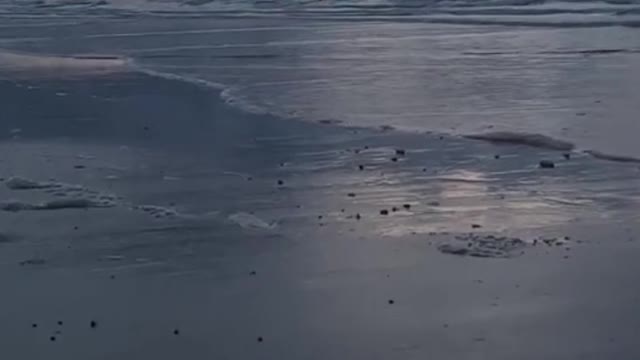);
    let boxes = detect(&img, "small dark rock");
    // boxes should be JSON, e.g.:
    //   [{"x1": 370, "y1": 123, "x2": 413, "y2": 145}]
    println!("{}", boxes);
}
[
  {"x1": 380, "y1": 209, "x2": 389, "y2": 215},
  {"x1": 32, "y1": 323, "x2": 38, "y2": 328},
  {"x1": 257, "y1": 337, "x2": 264, "y2": 343},
  {"x1": 471, "y1": 224, "x2": 482, "y2": 229},
  {"x1": 403, "y1": 204, "x2": 411, "y2": 210},
  {"x1": 494, "y1": 155, "x2": 500, "y2": 159},
  {"x1": 50, "y1": 336, "x2": 56, "y2": 342},
  {"x1": 347, "y1": 193, "x2": 356, "y2": 197},
  {"x1": 422, "y1": 168, "x2": 427, "y2": 172},
  {"x1": 576, "y1": 112, "x2": 586, "y2": 116},
  {"x1": 388, "y1": 299, "x2": 395, "y2": 305},
  {"x1": 358, "y1": 165, "x2": 364, "y2": 171},
  {"x1": 73, "y1": 226, "x2": 79, "y2": 230},
  {"x1": 318, "y1": 215, "x2": 323, "y2": 219},
  {"x1": 173, "y1": 329, "x2": 180, "y2": 335},
  {"x1": 250, "y1": 271, "x2": 257, "y2": 276},
  {"x1": 539, "y1": 160, "x2": 555, "y2": 169},
  {"x1": 57, "y1": 321, "x2": 63, "y2": 326},
  {"x1": 90, "y1": 320, "x2": 97, "y2": 329},
  {"x1": 391, "y1": 157, "x2": 398, "y2": 162},
  {"x1": 395, "y1": 149, "x2": 406, "y2": 156},
  {"x1": 247, "y1": 177, "x2": 253, "y2": 181},
  {"x1": 391, "y1": 206, "x2": 399, "y2": 212},
  {"x1": 563, "y1": 153, "x2": 571, "y2": 160},
  {"x1": 277, "y1": 180, "x2": 284, "y2": 185},
  {"x1": 355, "y1": 213, "x2": 361, "y2": 220}
]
